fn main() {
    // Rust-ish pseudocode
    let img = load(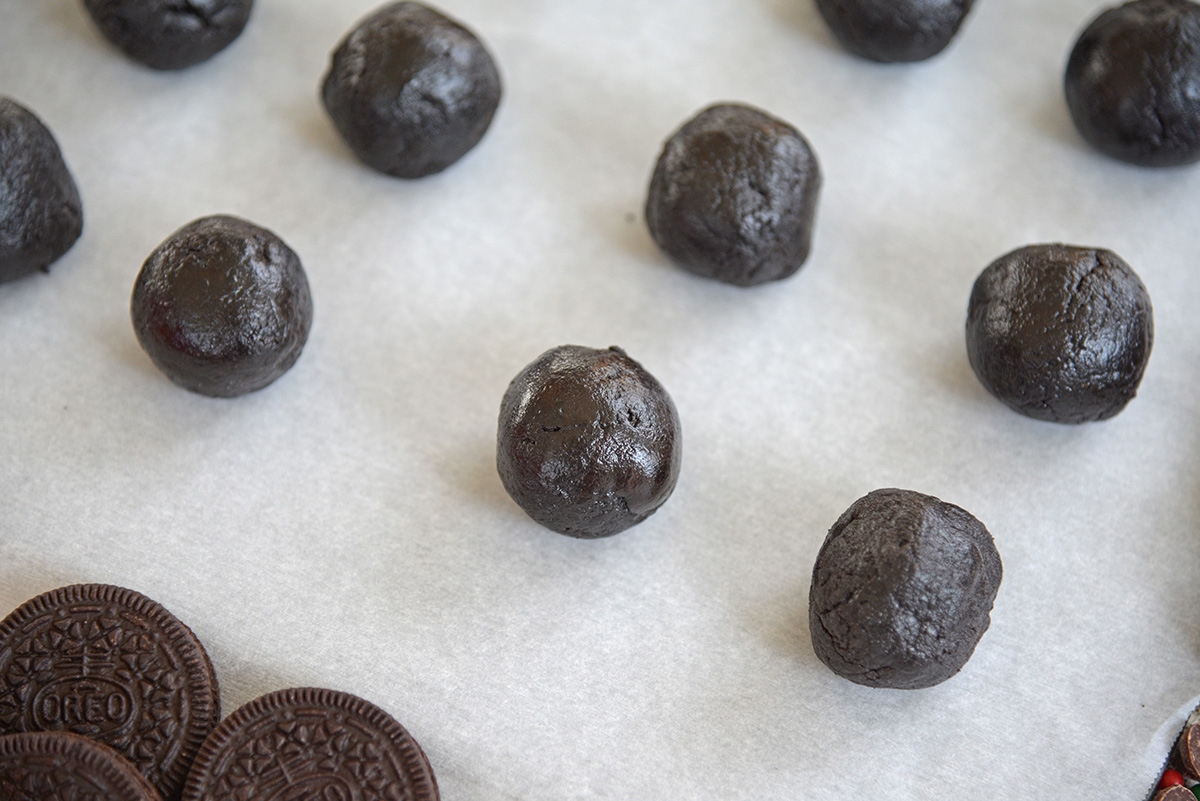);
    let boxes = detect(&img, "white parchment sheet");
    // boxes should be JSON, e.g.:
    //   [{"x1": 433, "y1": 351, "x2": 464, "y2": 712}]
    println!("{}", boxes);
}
[{"x1": 3, "y1": 0, "x2": 1200, "y2": 797}]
